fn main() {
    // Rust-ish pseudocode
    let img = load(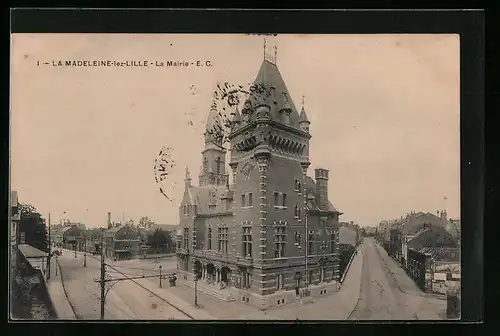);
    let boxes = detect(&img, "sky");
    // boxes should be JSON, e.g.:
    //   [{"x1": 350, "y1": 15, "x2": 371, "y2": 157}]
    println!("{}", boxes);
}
[{"x1": 10, "y1": 34, "x2": 460, "y2": 228}]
